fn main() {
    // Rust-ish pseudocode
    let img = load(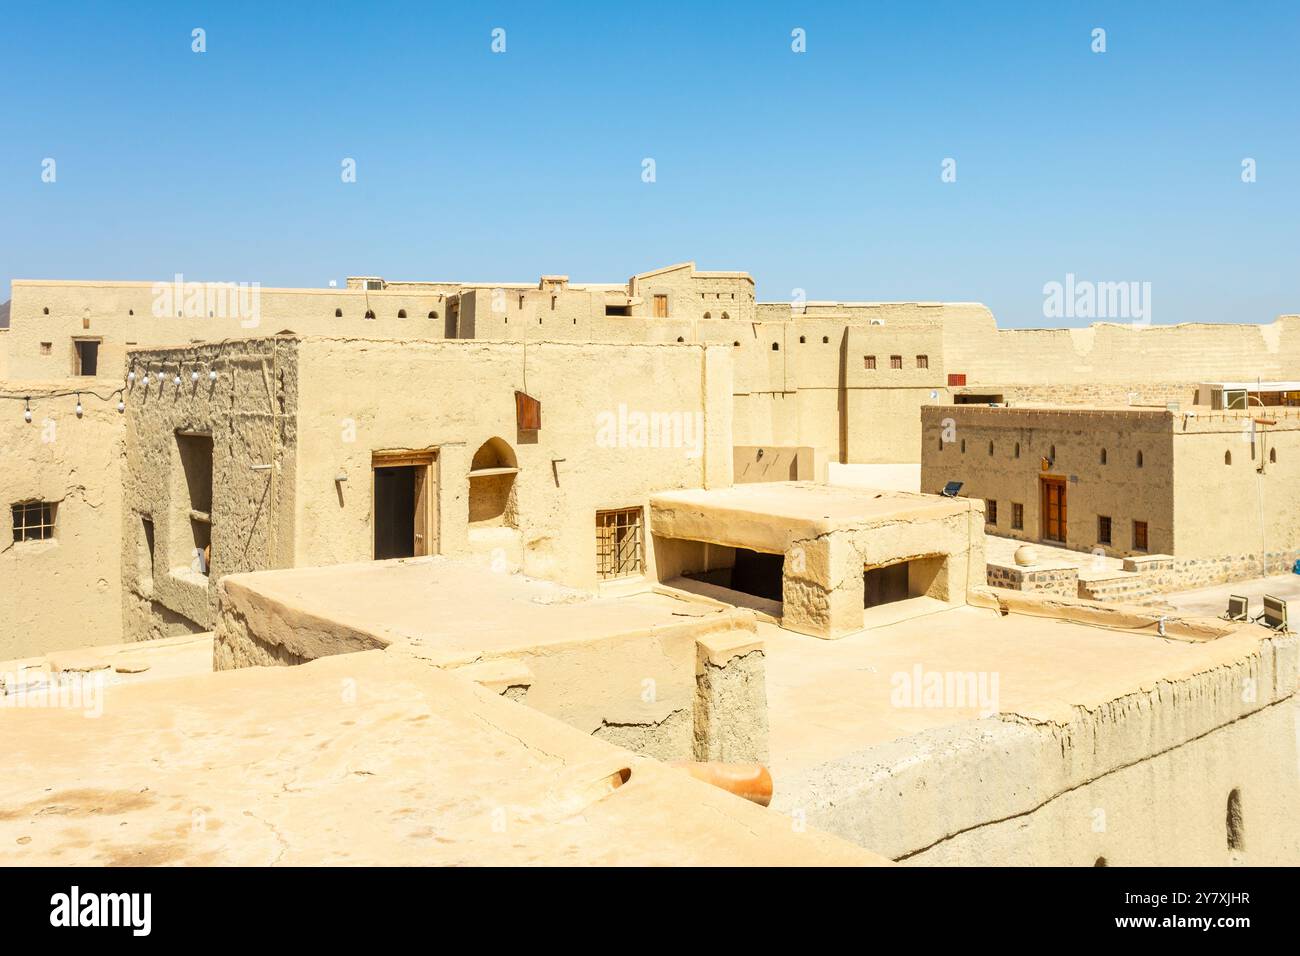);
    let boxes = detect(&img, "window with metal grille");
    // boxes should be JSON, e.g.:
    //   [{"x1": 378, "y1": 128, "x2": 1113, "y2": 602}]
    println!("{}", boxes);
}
[
  {"x1": 985, "y1": 500, "x2": 997, "y2": 525},
  {"x1": 1133, "y1": 520, "x2": 1148, "y2": 551},
  {"x1": 1012, "y1": 502, "x2": 1023, "y2": 530},
  {"x1": 1098, "y1": 515, "x2": 1112, "y2": 545},
  {"x1": 916, "y1": 354, "x2": 928, "y2": 368},
  {"x1": 596, "y1": 507, "x2": 644, "y2": 579},
  {"x1": 890, "y1": 355, "x2": 903, "y2": 369},
  {"x1": 11, "y1": 501, "x2": 56, "y2": 542},
  {"x1": 865, "y1": 355, "x2": 876, "y2": 369}
]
